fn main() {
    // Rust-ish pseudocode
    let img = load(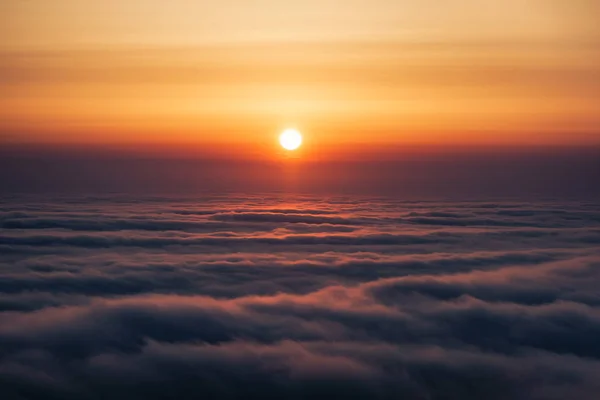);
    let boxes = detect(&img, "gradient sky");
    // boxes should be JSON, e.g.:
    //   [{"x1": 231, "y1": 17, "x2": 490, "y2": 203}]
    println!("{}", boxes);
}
[{"x1": 1, "y1": 0, "x2": 599, "y2": 157}]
